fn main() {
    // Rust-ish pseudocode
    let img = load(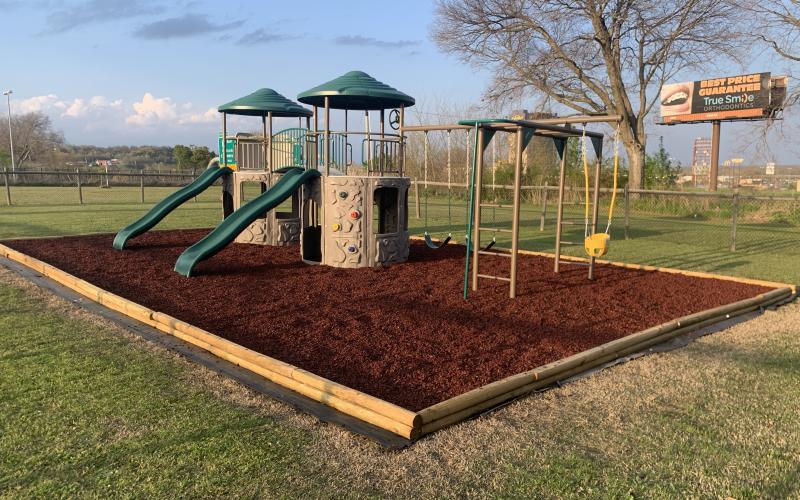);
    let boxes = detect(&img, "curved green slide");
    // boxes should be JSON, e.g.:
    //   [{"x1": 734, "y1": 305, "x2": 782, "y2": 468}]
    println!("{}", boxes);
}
[
  {"x1": 174, "y1": 167, "x2": 321, "y2": 277},
  {"x1": 113, "y1": 164, "x2": 232, "y2": 250}
]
